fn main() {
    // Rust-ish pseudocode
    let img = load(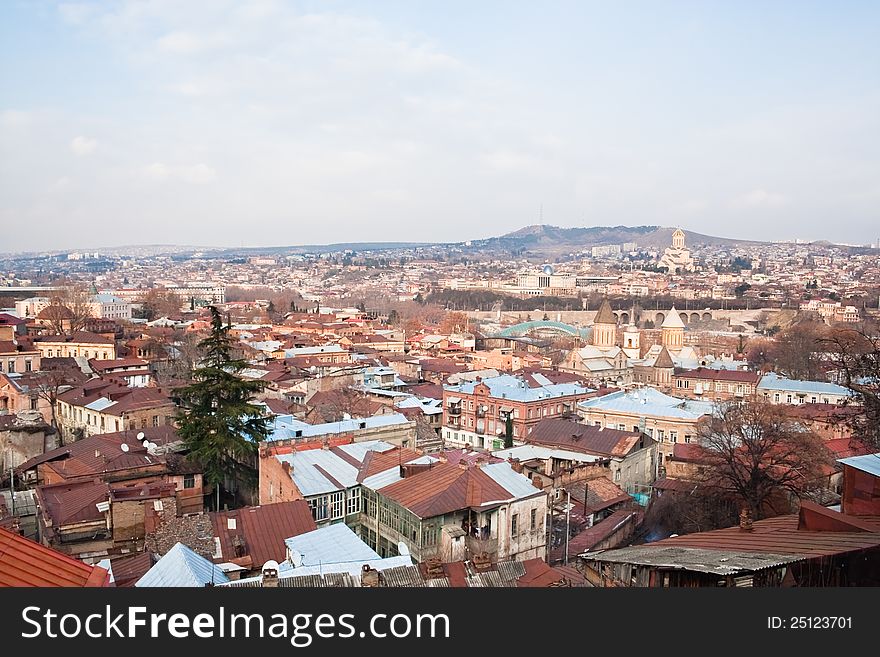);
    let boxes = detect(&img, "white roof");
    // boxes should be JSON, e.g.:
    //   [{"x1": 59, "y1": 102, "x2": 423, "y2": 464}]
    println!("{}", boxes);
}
[
  {"x1": 136, "y1": 543, "x2": 229, "y2": 588},
  {"x1": 84, "y1": 397, "x2": 116, "y2": 412},
  {"x1": 275, "y1": 440, "x2": 395, "y2": 496},
  {"x1": 267, "y1": 413, "x2": 411, "y2": 442},
  {"x1": 661, "y1": 307, "x2": 686, "y2": 329},
  {"x1": 481, "y1": 462, "x2": 544, "y2": 500},
  {"x1": 284, "y1": 524, "x2": 379, "y2": 567},
  {"x1": 579, "y1": 388, "x2": 715, "y2": 419},
  {"x1": 220, "y1": 555, "x2": 414, "y2": 586},
  {"x1": 838, "y1": 453, "x2": 880, "y2": 477},
  {"x1": 492, "y1": 444, "x2": 605, "y2": 464}
]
